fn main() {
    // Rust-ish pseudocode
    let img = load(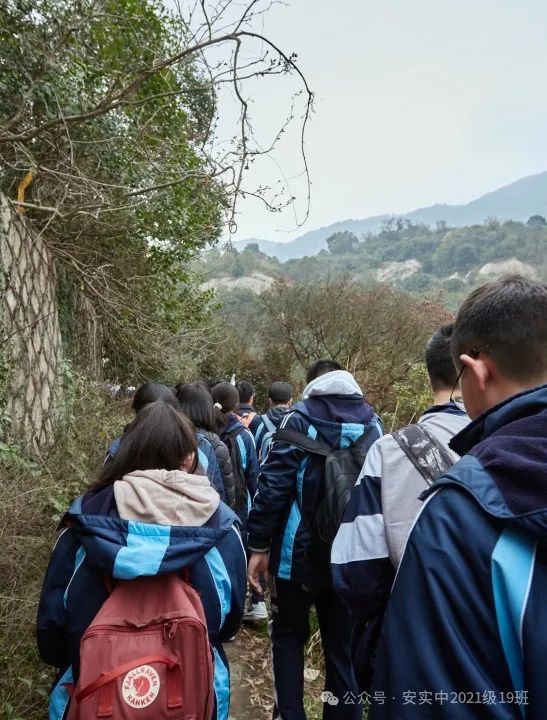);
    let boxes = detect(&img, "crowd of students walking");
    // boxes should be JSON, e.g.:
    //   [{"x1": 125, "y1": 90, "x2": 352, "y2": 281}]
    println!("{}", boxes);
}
[{"x1": 37, "y1": 275, "x2": 547, "y2": 719}]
